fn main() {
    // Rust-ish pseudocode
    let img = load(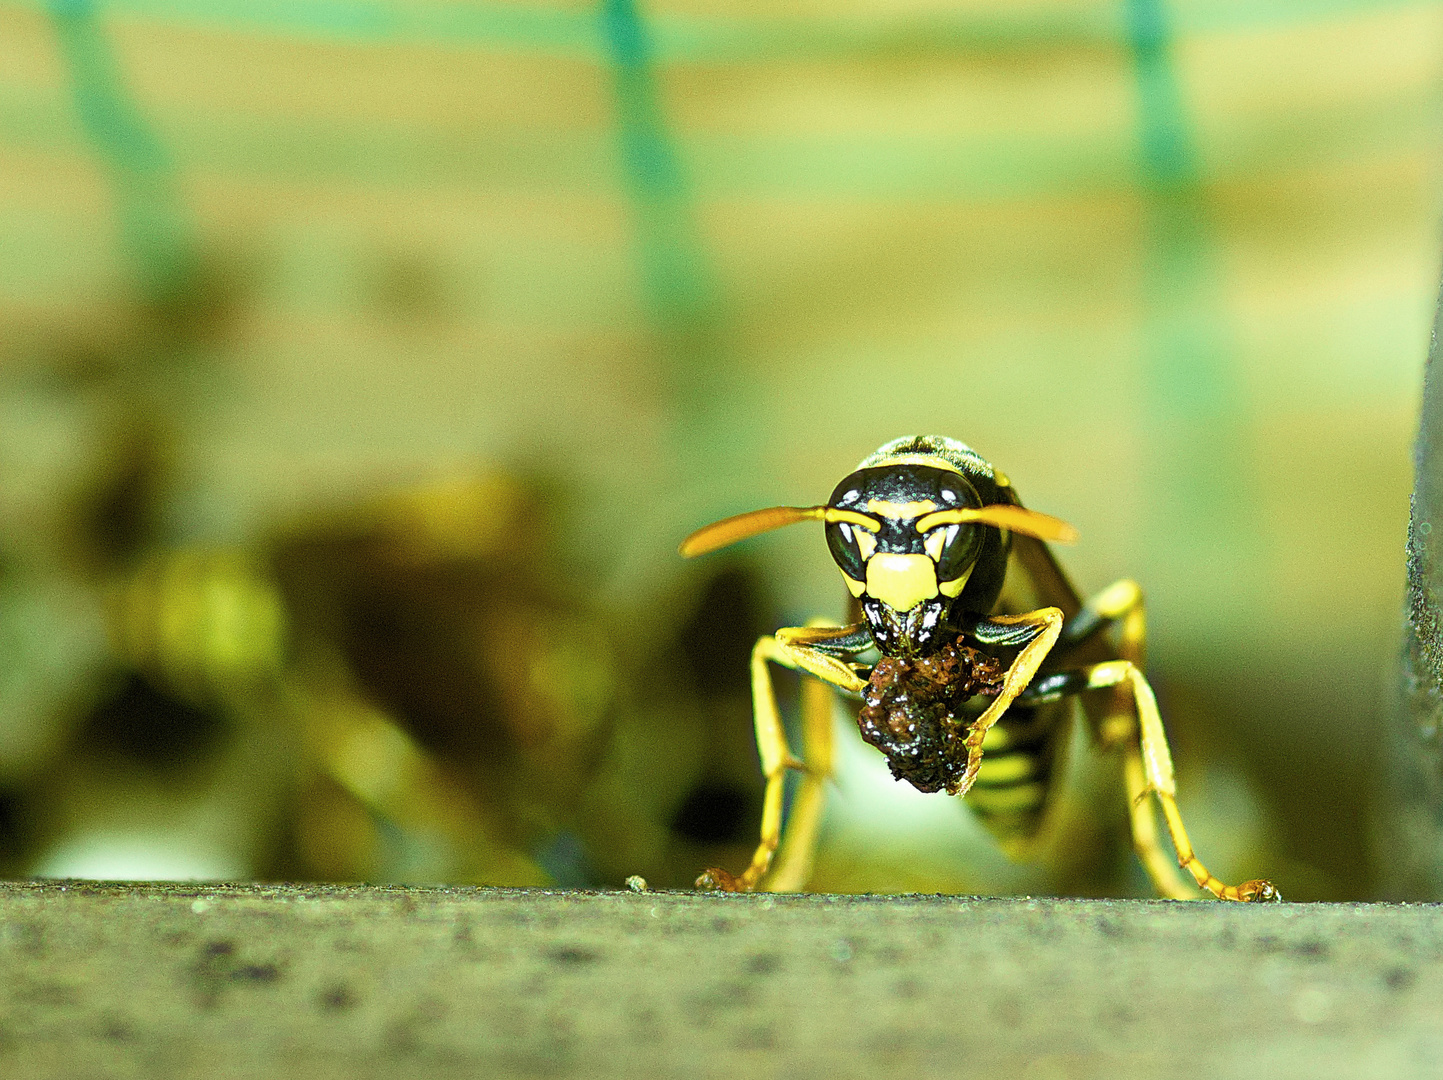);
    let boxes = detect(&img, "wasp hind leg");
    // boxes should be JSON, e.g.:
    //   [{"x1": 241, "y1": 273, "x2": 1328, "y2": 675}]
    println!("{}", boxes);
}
[
  {"x1": 763, "y1": 672, "x2": 834, "y2": 891},
  {"x1": 696, "y1": 623, "x2": 869, "y2": 893}
]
